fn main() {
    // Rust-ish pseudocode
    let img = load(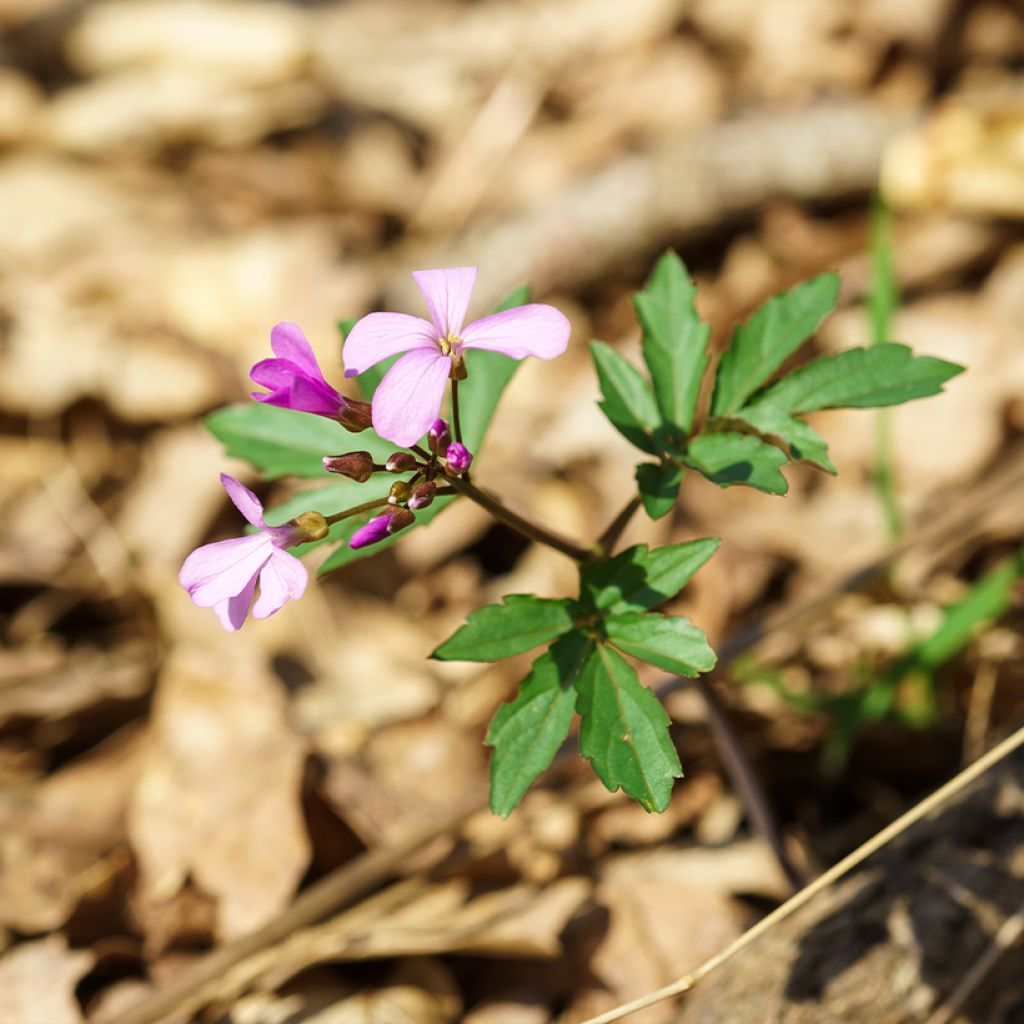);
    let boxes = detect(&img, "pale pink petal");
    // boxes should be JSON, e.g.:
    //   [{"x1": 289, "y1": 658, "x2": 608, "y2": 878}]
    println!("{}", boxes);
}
[
  {"x1": 213, "y1": 575, "x2": 257, "y2": 631},
  {"x1": 179, "y1": 534, "x2": 273, "y2": 608},
  {"x1": 460, "y1": 304, "x2": 570, "y2": 361},
  {"x1": 220, "y1": 473, "x2": 266, "y2": 528},
  {"x1": 252, "y1": 548, "x2": 308, "y2": 619},
  {"x1": 270, "y1": 322, "x2": 321, "y2": 377},
  {"x1": 412, "y1": 267, "x2": 477, "y2": 339},
  {"x1": 343, "y1": 313, "x2": 437, "y2": 377},
  {"x1": 371, "y1": 348, "x2": 451, "y2": 447}
]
